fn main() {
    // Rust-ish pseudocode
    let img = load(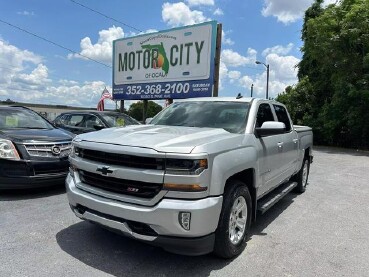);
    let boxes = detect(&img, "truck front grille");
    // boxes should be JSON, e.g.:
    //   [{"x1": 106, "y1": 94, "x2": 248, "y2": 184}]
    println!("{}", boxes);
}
[
  {"x1": 78, "y1": 170, "x2": 162, "y2": 198},
  {"x1": 76, "y1": 147, "x2": 164, "y2": 170}
]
